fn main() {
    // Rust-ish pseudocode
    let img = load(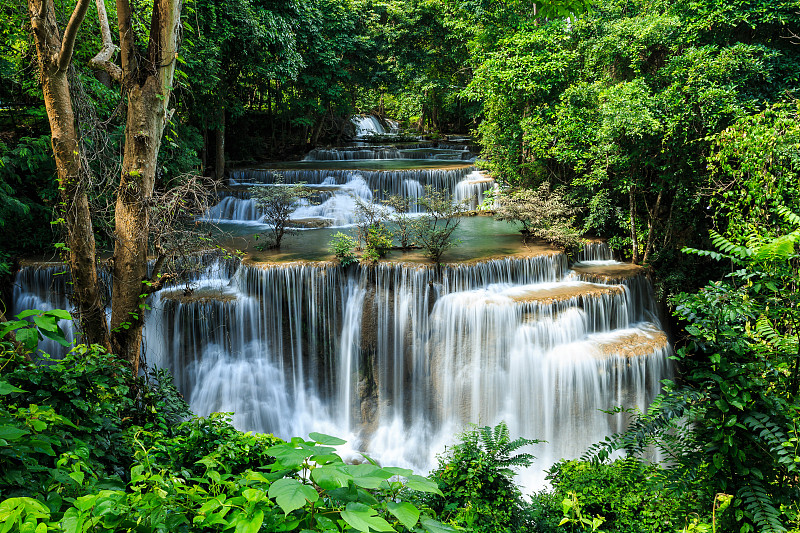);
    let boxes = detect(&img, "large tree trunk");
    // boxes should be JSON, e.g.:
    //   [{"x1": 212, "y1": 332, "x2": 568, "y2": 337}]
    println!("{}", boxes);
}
[
  {"x1": 629, "y1": 185, "x2": 639, "y2": 264},
  {"x1": 28, "y1": 0, "x2": 111, "y2": 351},
  {"x1": 641, "y1": 188, "x2": 663, "y2": 265},
  {"x1": 215, "y1": 107, "x2": 225, "y2": 180},
  {"x1": 110, "y1": 0, "x2": 182, "y2": 373}
]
